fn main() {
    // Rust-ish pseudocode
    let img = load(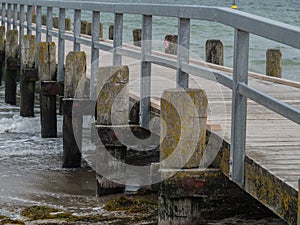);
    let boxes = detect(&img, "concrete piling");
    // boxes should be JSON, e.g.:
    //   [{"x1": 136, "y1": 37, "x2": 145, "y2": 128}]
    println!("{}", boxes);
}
[
  {"x1": 159, "y1": 88, "x2": 208, "y2": 225},
  {"x1": 5, "y1": 30, "x2": 19, "y2": 105},
  {"x1": 38, "y1": 42, "x2": 57, "y2": 138},
  {"x1": 20, "y1": 35, "x2": 37, "y2": 117},
  {"x1": 132, "y1": 28, "x2": 142, "y2": 47},
  {"x1": 0, "y1": 26, "x2": 5, "y2": 86},
  {"x1": 164, "y1": 35, "x2": 178, "y2": 55},
  {"x1": 266, "y1": 48, "x2": 282, "y2": 78},
  {"x1": 108, "y1": 25, "x2": 114, "y2": 40},
  {"x1": 62, "y1": 51, "x2": 87, "y2": 168},
  {"x1": 205, "y1": 39, "x2": 224, "y2": 66},
  {"x1": 95, "y1": 65, "x2": 129, "y2": 196}
]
